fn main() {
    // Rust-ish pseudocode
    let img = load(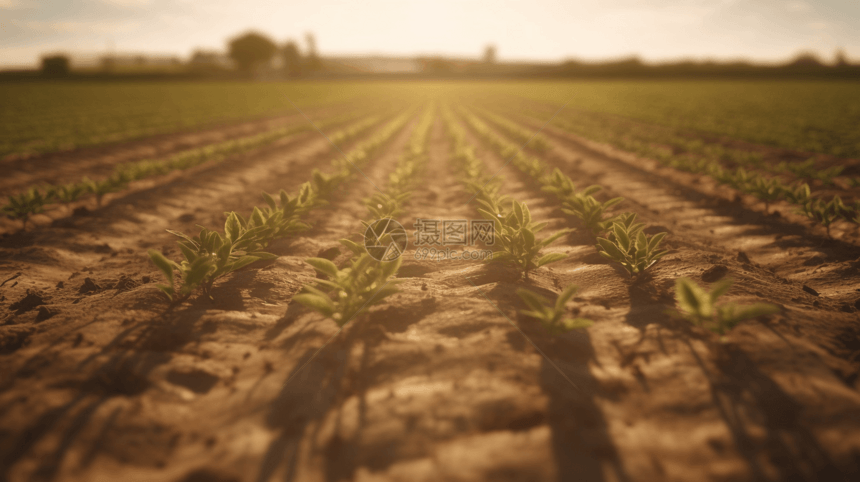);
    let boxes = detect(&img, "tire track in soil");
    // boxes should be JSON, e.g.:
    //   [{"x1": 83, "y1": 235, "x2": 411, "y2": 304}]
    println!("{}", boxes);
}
[
  {"x1": 456, "y1": 108, "x2": 860, "y2": 481},
  {"x1": 0, "y1": 111, "x2": 415, "y2": 482}
]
